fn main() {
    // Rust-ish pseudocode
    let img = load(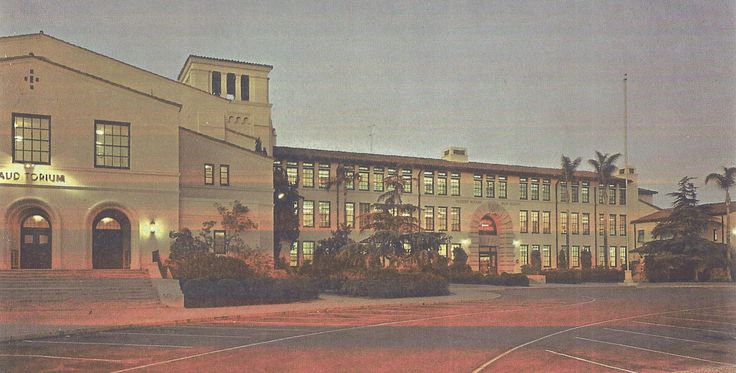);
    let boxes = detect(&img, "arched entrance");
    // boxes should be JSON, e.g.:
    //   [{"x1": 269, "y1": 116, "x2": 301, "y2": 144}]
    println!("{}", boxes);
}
[
  {"x1": 20, "y1": 210, "x2": 52, "y2": 269},
  {"x1": 92, "y1": 209, "x2": 131, "y2": 269},
  {"x1": 478, "y1": 214, "x2": 497, "y2": 274}
]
